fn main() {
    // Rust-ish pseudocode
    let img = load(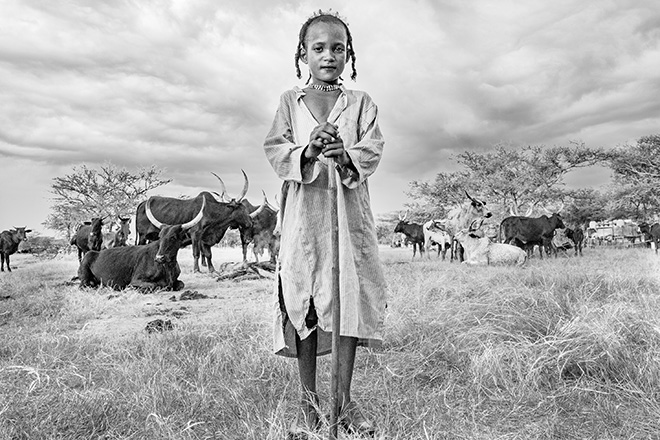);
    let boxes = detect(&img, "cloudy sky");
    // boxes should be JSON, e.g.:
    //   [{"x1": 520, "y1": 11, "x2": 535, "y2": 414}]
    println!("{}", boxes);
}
[{"x1": 1, "y1": 0, "x2": 659, "y2": 235}]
